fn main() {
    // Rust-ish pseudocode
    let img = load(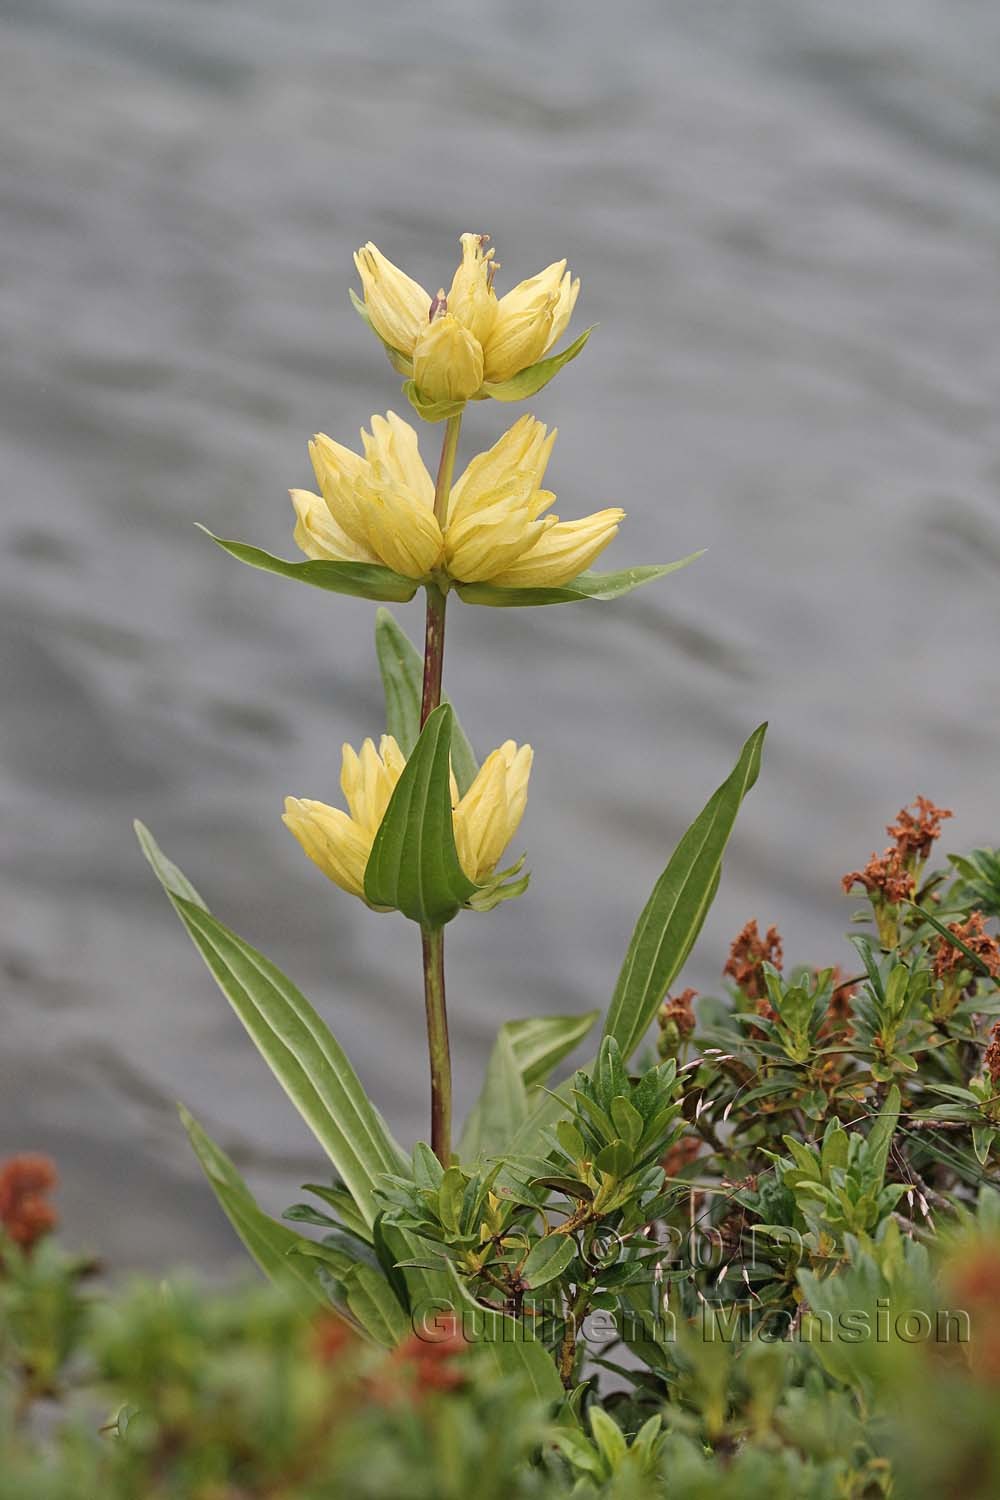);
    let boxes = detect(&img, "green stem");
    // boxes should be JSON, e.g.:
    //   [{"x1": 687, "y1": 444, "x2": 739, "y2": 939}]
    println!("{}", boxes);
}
[
  {"x1": 420, "y1": 412, "x2": 462, "y2": 727},
  {"x1": 420, "y1": 582, "x2": 448, "y2": 728},
  {"x1": 420, "y1": 411, "x2": 462, "y2": 1166},
  {"x1": 421, "y1": 926, "x2": 451, "y2": 1165},
  {"x1": 558, "y1": 1284, "x2": 592, "y2": 1389}
]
